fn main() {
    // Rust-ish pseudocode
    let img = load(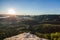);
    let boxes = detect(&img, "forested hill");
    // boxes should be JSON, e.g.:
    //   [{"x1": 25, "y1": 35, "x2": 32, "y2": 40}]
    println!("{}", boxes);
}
[
  {"x1": 33, "y1": 15, "x2": 60, "y2": 24},
  {"x1": 0, "y1": 15, "x2": 60, "y2": 24}
]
